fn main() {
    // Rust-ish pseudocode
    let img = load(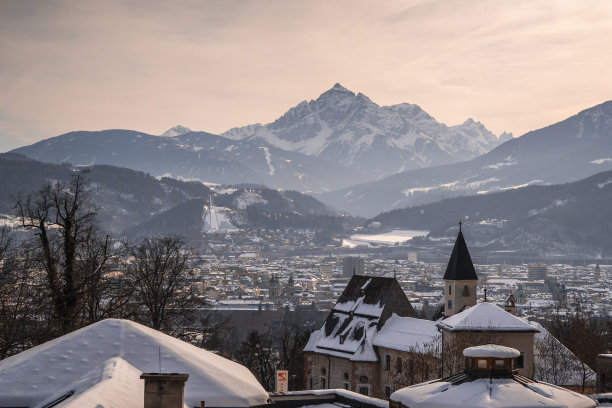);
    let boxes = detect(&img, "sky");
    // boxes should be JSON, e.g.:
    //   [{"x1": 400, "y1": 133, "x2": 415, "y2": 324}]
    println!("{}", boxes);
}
[{"x1": 1, "y1": 0, "x2": 611, "y2": 152}]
